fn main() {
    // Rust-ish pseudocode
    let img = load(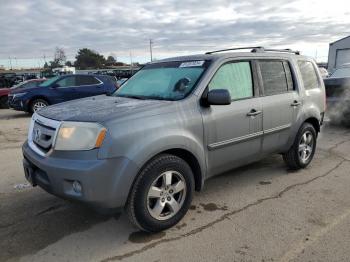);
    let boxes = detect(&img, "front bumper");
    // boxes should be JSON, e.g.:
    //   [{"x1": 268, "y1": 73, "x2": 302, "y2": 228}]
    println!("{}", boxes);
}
[
  {"x1": 8, "y1": 96, "x2": 28, "y2": 111},
  {"x1": 22, "y1": 141, "x2": 139, "y2": 212}
]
